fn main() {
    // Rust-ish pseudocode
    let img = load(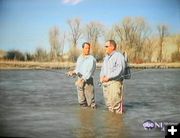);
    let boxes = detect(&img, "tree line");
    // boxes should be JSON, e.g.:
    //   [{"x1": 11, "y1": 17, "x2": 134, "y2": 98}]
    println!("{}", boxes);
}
[{"x1": 1, "y1": 17, "x2": 180, "y2": 63}]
